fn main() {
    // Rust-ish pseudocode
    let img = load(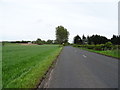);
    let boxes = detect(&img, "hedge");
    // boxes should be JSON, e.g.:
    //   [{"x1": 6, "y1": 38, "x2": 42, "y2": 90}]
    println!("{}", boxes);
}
[{"x1": 73, "y1": 43, "x2": 120, "y2": 51}]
